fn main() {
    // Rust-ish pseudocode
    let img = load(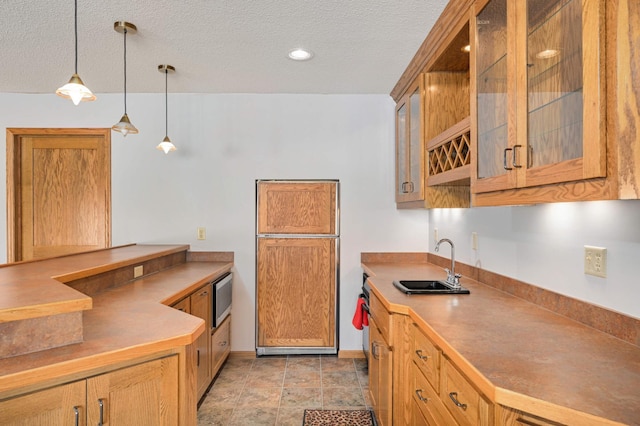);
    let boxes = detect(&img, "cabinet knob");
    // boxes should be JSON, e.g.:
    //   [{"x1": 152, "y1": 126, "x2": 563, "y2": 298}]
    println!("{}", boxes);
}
[{"x1": 449, "y1": 392, "x2": 467, "y2": 410}]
